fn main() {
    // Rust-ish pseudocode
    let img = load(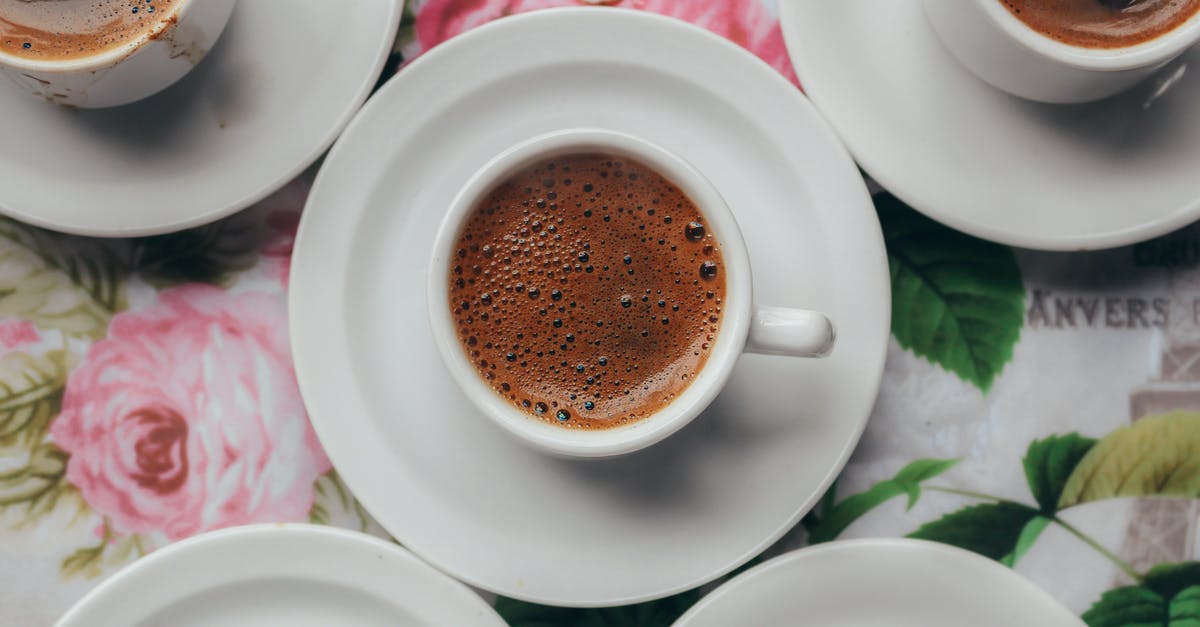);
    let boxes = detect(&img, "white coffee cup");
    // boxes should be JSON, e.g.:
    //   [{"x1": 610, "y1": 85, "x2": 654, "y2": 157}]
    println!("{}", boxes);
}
[
  {"x1": 0, "y1": 0, "x2": 236, "y2": 108},
  {"x1": 924, "y1": 0, "x2": 1200, "y2": 103},
  {"x1": 428, "y1": 129, "x2": 836, "y2": 458}
]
